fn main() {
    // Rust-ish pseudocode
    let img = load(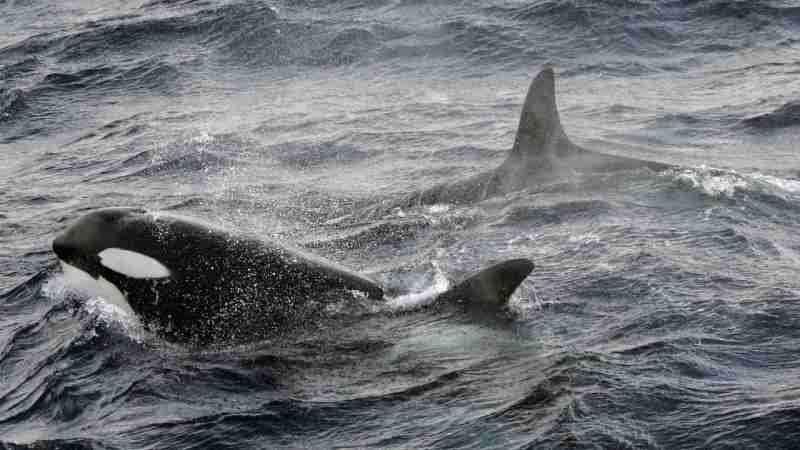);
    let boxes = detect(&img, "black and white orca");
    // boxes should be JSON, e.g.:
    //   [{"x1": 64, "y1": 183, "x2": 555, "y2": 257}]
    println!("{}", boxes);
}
[{"x1": 53, "y1": 208, "x2": 533, "y2": 346}]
